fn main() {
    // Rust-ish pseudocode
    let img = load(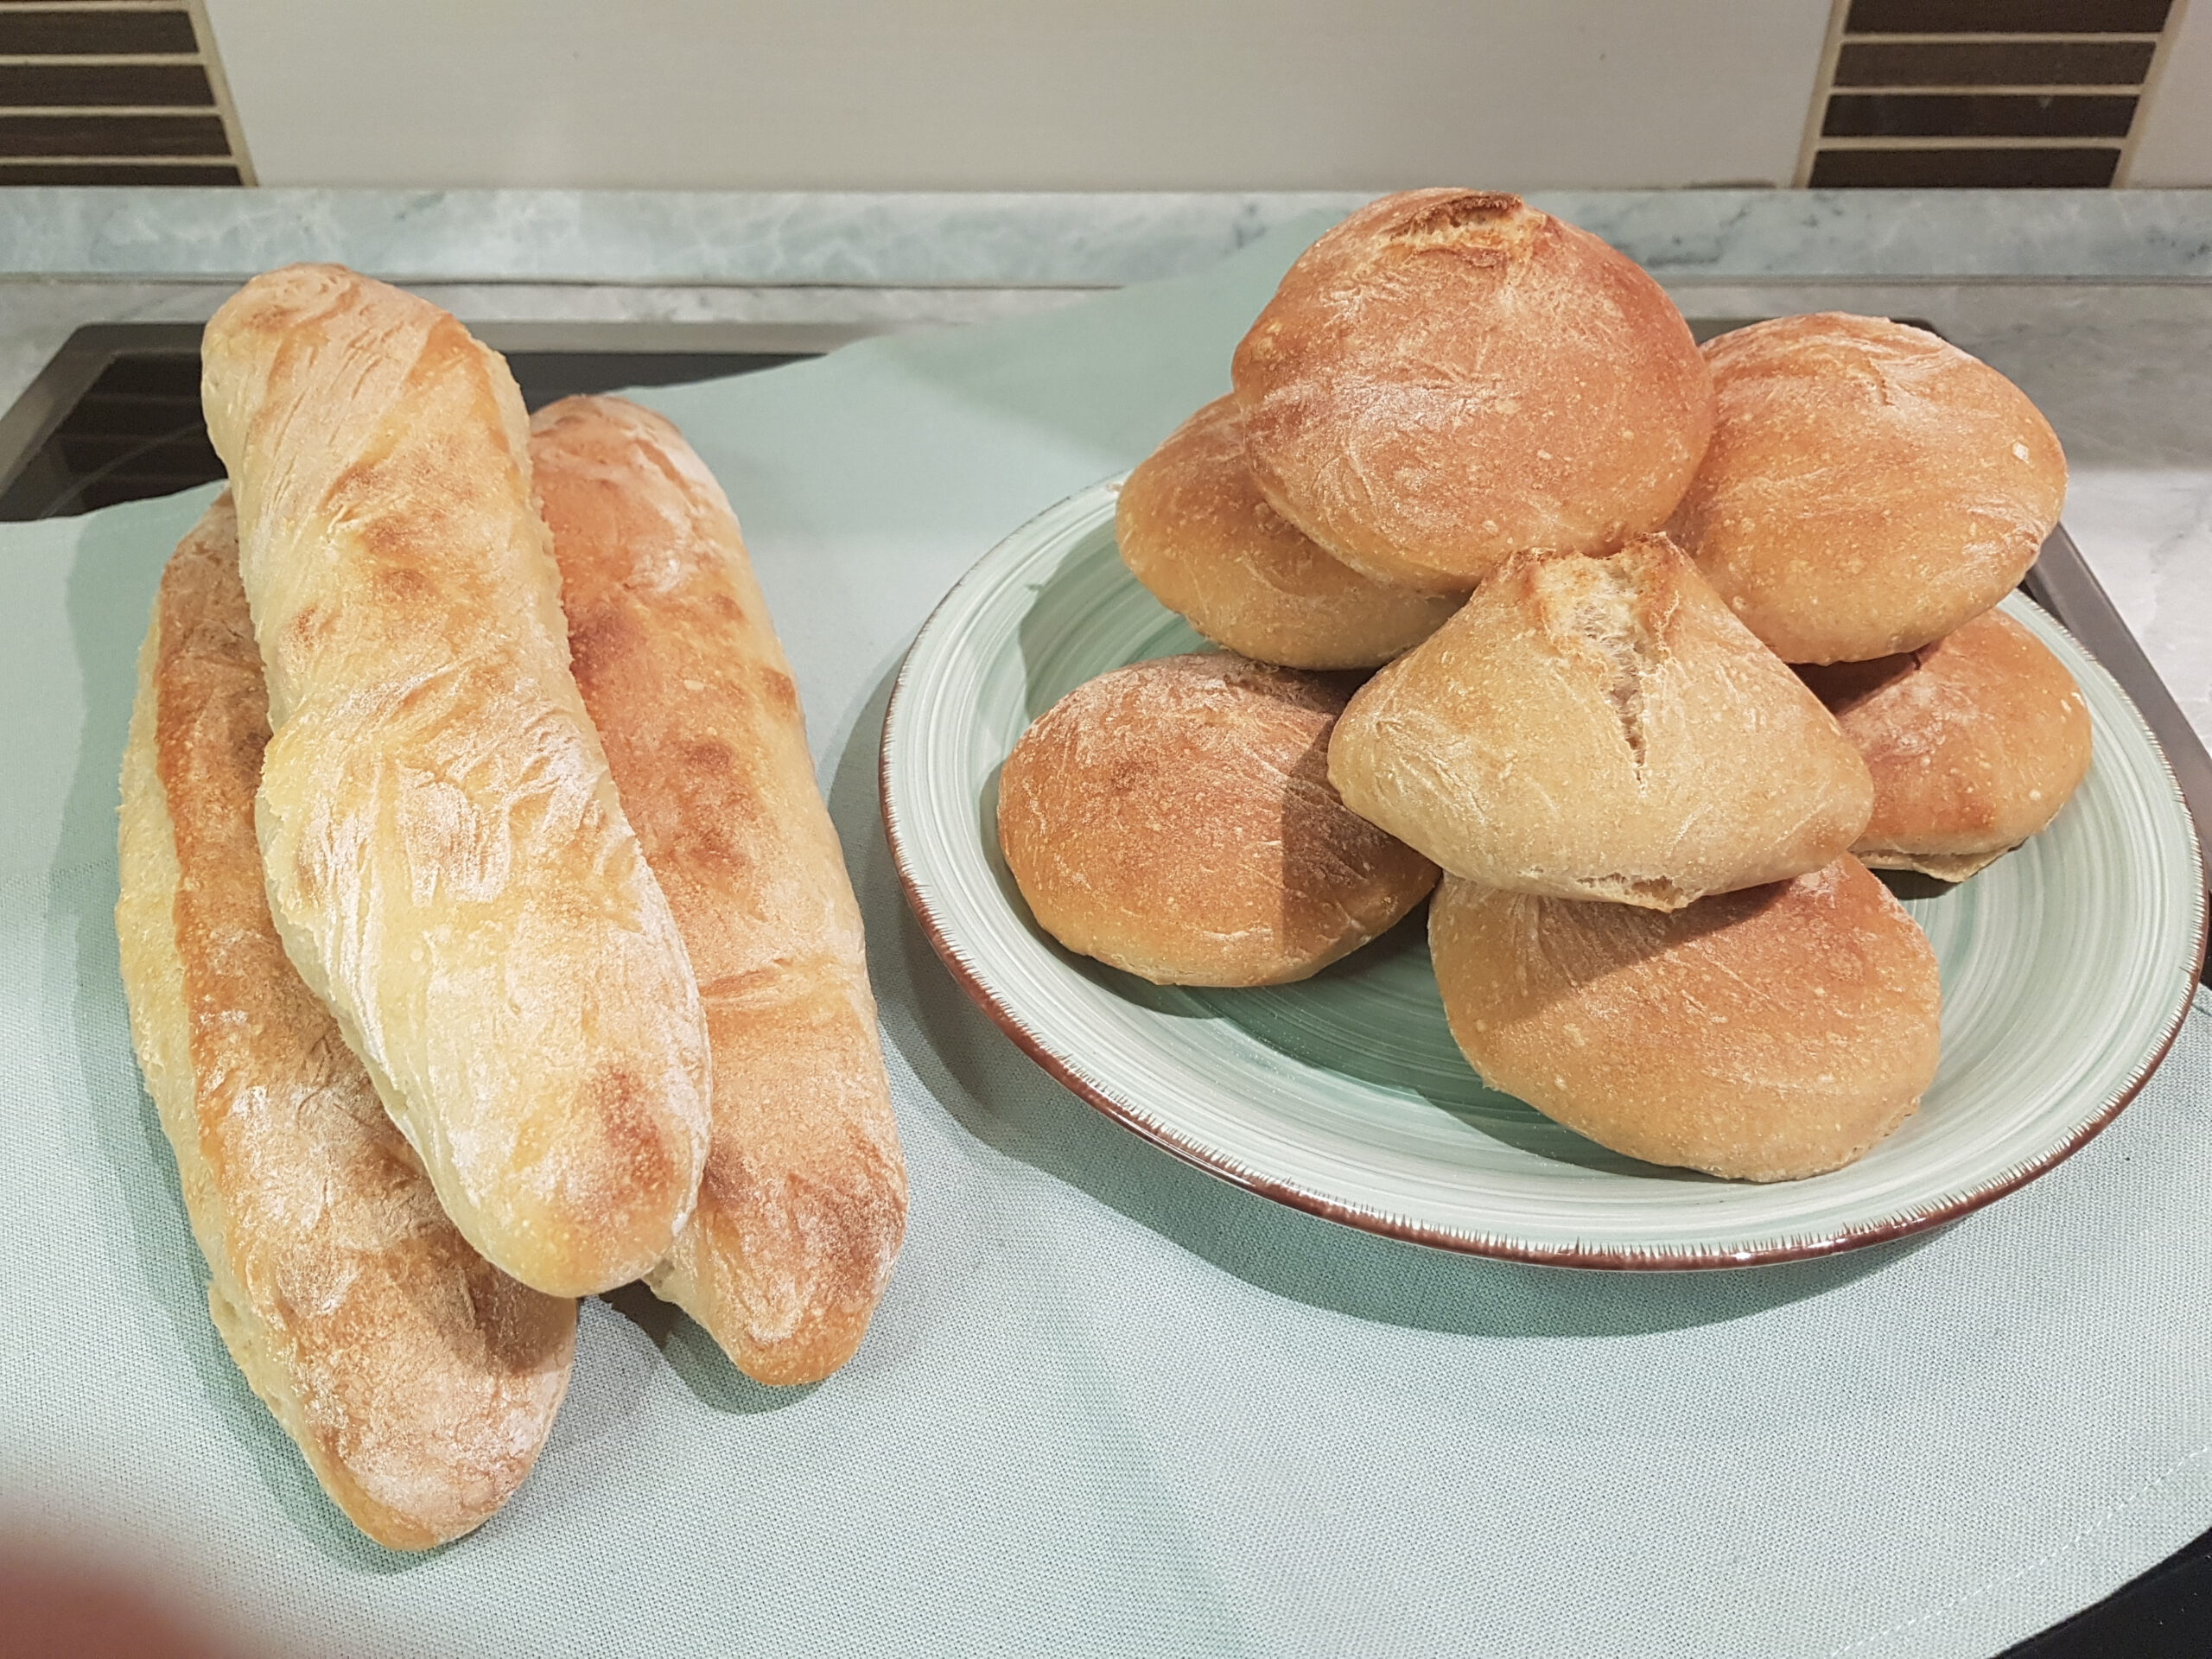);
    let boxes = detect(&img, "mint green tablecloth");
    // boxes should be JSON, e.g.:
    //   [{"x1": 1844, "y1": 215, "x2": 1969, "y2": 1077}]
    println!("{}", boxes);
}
[{"x1": 5, "y1": 220, "x2": 2212, "y2": 1658}]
